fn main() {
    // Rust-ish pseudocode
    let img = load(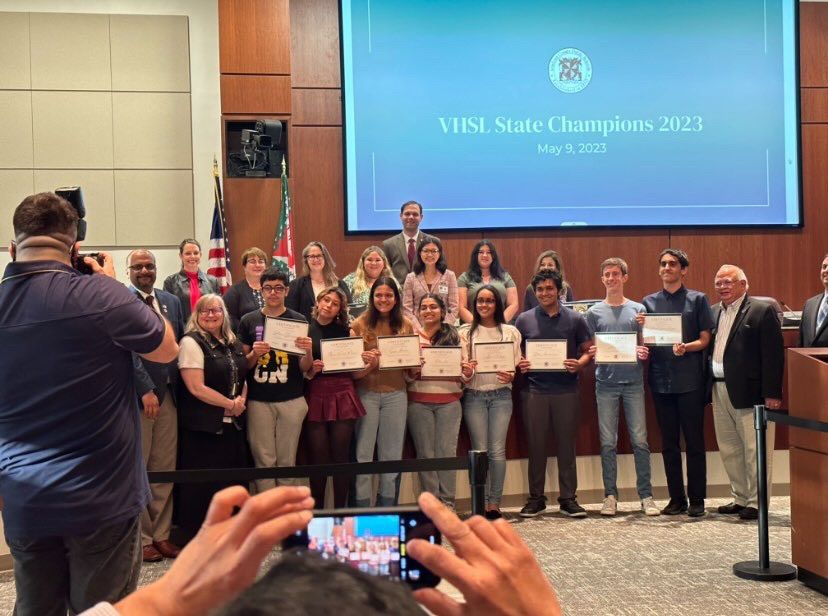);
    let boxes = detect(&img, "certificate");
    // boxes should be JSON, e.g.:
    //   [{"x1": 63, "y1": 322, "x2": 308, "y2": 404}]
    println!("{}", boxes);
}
[
  {"x1": 642, "y1": 313, "x2": 683, "y2": 346},
  {"x1": 377, "y1": 335, "x2": 421, "y2": 370},
  {"x1": 421, "y1": 346, "x2": 462, "y2": 379},
  {"x1": 595, "y1": 332, "x2": 638, "y2": 364},
  {"x1": 473, "y1": 341, "x2": 515, "y2": 374},
  {"x1": 525, "y1": 339, "x2": 567, "y2": 372},
  {"x1": 320, "y1": 337, "x2": 365, "y2": 373},
  {"x1": 264, "y1": 316, "x2": 309, "y2": 356}
]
